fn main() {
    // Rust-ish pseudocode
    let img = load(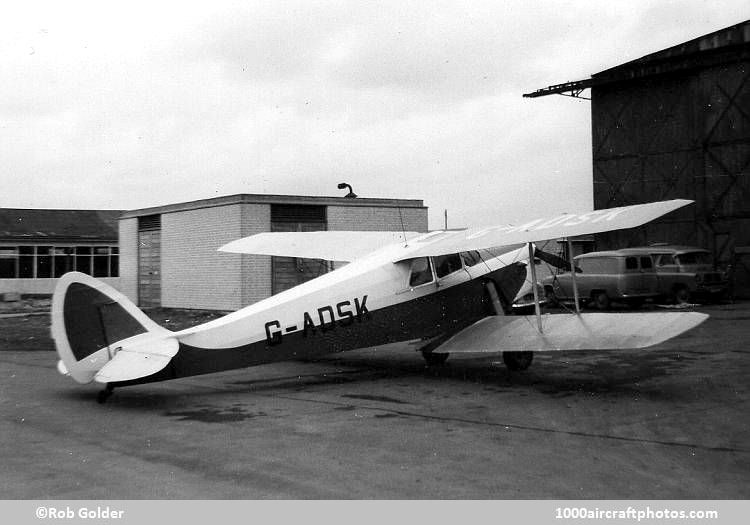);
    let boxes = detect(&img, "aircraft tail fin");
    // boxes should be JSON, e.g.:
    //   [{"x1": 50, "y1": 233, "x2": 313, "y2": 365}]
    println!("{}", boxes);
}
[{"x1": 52, "y1": 272, "x2": 178, "y2": 384}]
